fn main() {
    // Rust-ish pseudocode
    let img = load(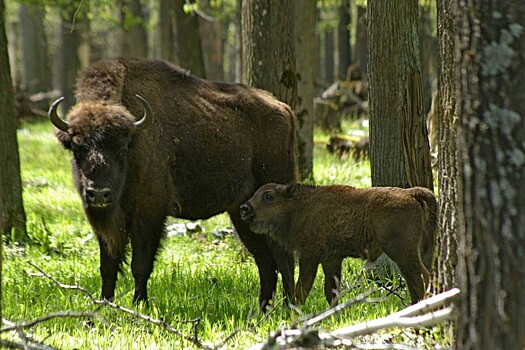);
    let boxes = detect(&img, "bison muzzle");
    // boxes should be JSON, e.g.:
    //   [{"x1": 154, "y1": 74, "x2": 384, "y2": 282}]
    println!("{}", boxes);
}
[
  {"x1": 49, "y1": 58, "x2": 297, "y2": 311},
  {"x1": 241, "y1": 183, "x2": 437, "y2": 305}
]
